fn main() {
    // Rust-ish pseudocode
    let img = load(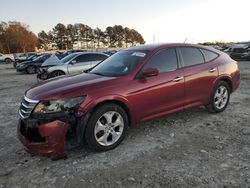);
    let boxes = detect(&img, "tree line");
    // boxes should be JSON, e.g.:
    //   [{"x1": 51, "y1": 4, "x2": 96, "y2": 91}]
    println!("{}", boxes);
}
[
  {"x1": 38, "y1": 23, "x2": 145, "y2": 50},
  {"x1": 0, "y1": 21, "x2": 145, "y2": 53}
]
